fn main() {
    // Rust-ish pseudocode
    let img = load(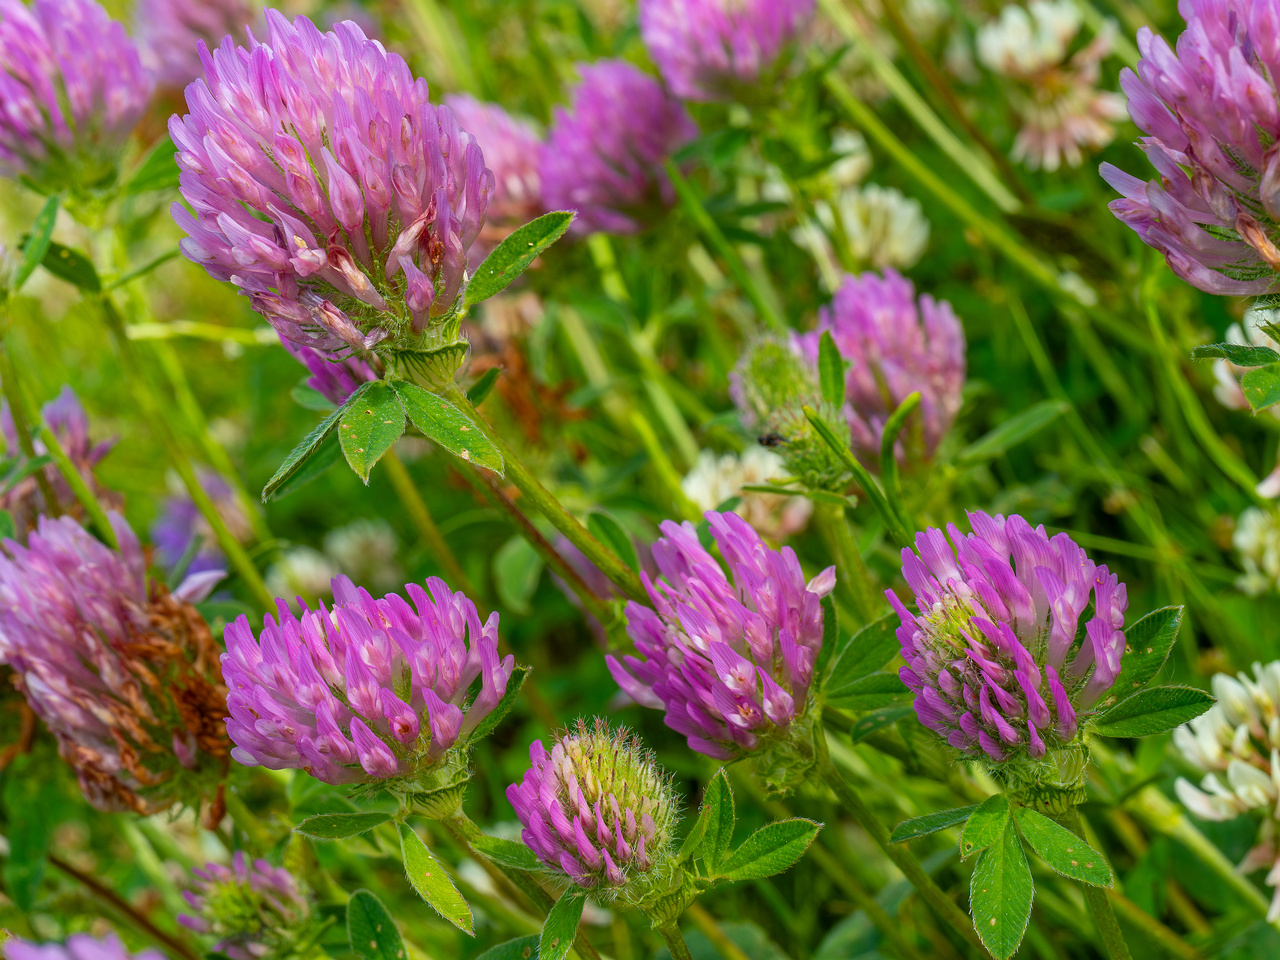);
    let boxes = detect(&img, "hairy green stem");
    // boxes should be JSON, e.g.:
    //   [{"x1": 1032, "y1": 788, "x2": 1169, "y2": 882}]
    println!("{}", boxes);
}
[
  {"x1": 100, "y1": 297, "x2": 274, "y2": 610},
  {"x1": 1055, "y1": 808, "x2": 1132, "y2": 960},
  {"x1": 818, "y1": 733, "x2": 991, "y2": 956},
  {"x1": 444, "y1": 380, "x2": 647, "y2": 603},
  {"x1": 658, "y1": 924, "x2": 696, "y2": 960}
]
